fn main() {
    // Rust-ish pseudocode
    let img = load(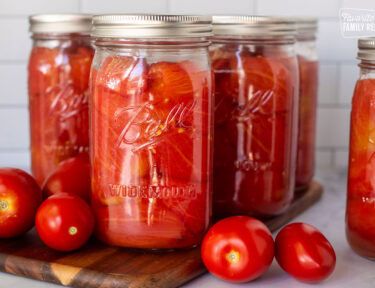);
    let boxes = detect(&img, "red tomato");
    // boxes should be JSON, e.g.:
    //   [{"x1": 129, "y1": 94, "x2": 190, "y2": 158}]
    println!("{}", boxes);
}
[
  {"x1": 149, "y1": 61, "x2": 194, "y2": 105},
  {"x1": 28, "y1": 46, "x2": 60, "y2": 95},
  {"x1": 69, "y1": 47, "x2": 94, "y2": 93},
  {"x1": 36, "y1": 193, "x2": 94, "y2": 252},
  {"x1": 0, "y1": 168, "x2": 42, "y2": 238},
  {"x1": 148, "y1": 61, "x2": 195, "y2": 120},
  {"x1": 96, "y1": 55, "x2": 148, "y2": 98},
  {"x1": 42, "y1": 153, "x2": 91, "y2": 202},
  {"x1": 275, "y1": 223, "x2": 336, "y2": 283},
  {"x1": 201, "y1": 216, "x2": 274, "y2": 283}
]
